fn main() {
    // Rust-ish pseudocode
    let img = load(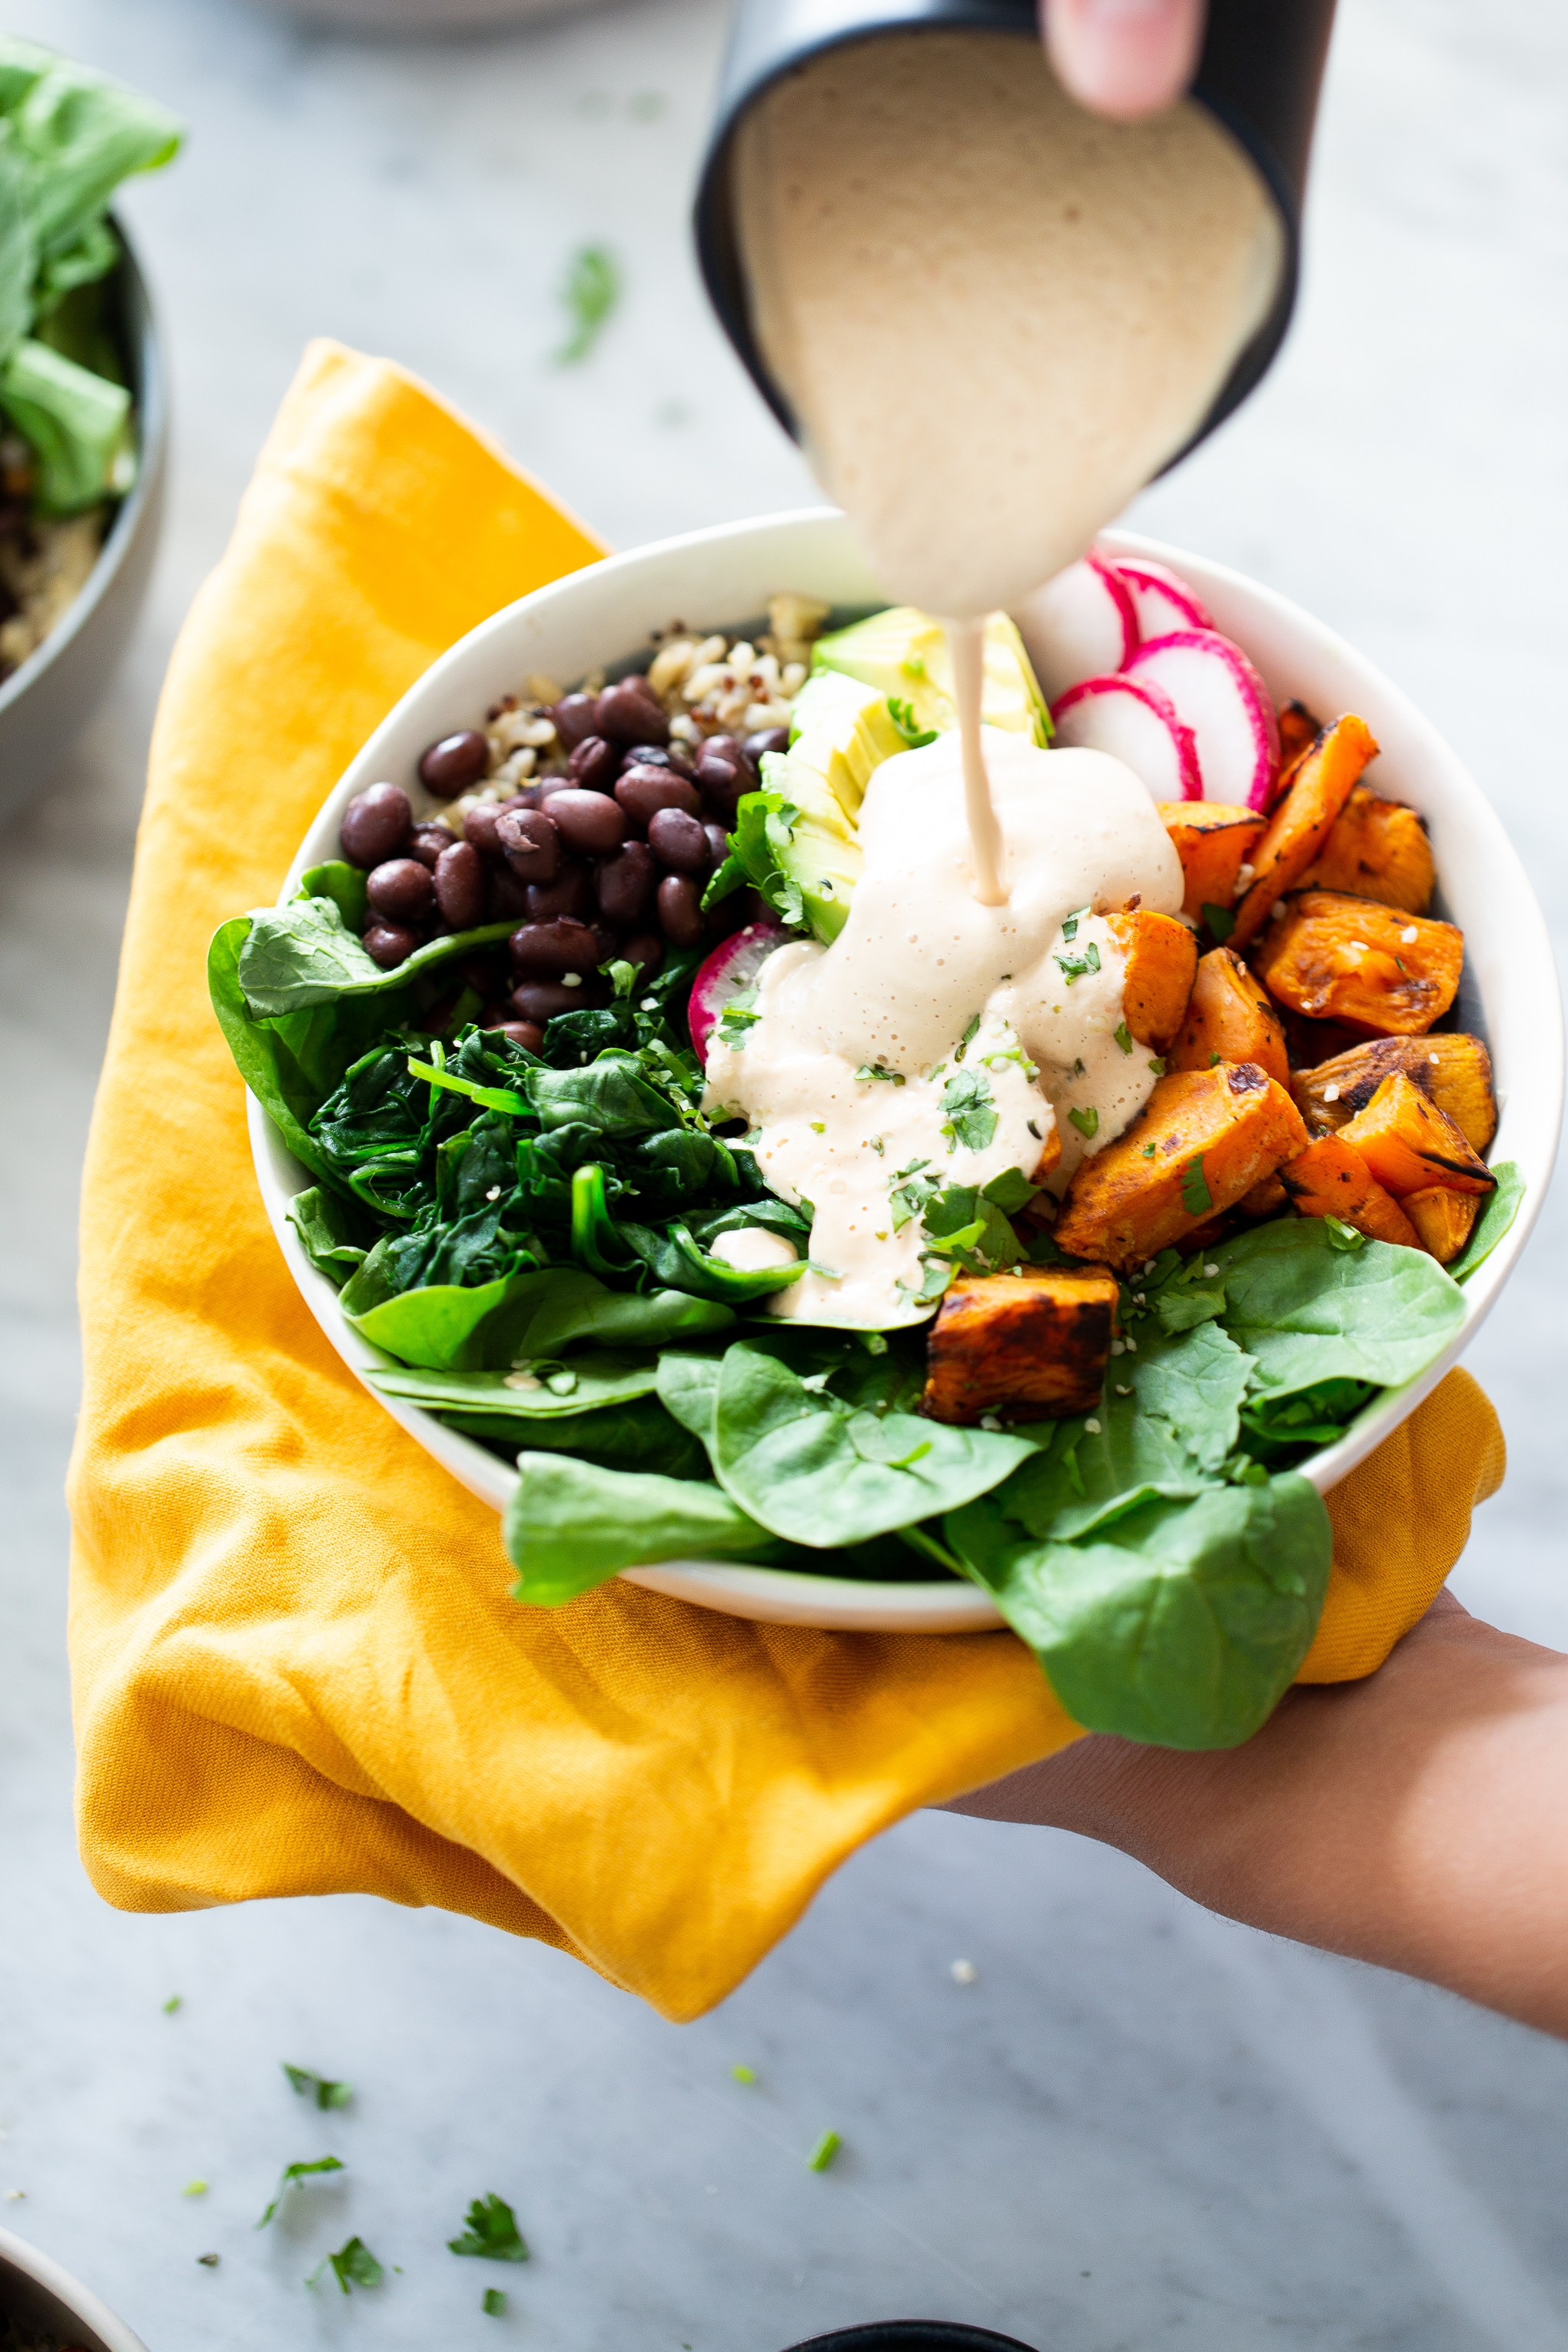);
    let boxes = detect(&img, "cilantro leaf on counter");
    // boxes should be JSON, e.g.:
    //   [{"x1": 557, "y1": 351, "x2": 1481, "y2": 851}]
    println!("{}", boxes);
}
[
  {"x1": 257, "y1": 2156, "x2": 344, "y2": 2229},
  {"x1": 449, "y1": 2194, "x2": 530, "y2": 2264},
  {"x1": 553, "y1": 243, "x2": 620, "y2": 365},
  {"x1": 283, "y1": 2065, "x2": 352, "y2": 2111},
  {"x1": 307, "y1": 2237, "x2": 383, "y2": 2295}
]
